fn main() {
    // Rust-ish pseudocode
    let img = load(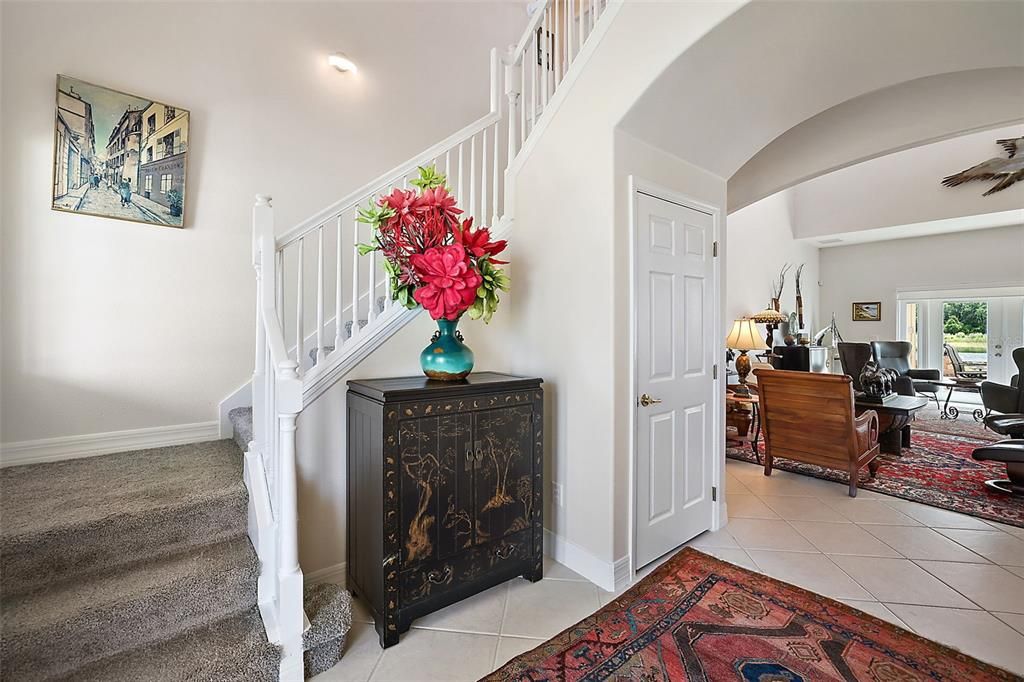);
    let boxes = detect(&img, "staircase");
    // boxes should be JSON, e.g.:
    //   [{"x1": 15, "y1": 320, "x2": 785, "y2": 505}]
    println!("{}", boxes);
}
[
  {"x1": 258, "y1": 0, "x2": 614, "y2": 677},
  {"x1": 0, "y1": 420, "x2": 350, "y2": 681}
]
